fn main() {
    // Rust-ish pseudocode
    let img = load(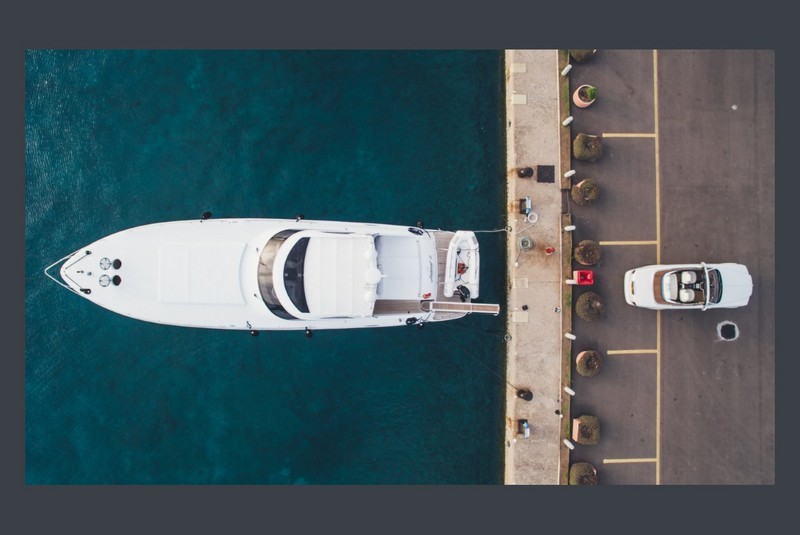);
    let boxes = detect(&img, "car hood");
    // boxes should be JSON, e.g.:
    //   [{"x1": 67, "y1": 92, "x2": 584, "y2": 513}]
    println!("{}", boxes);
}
[{"x1": 715, "y1": 264, "x2": 753, "y2": 306}]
